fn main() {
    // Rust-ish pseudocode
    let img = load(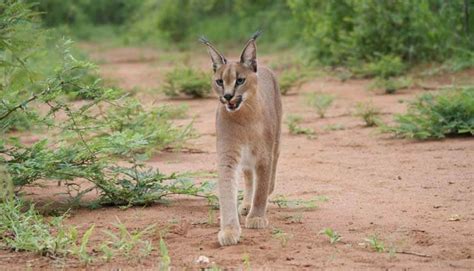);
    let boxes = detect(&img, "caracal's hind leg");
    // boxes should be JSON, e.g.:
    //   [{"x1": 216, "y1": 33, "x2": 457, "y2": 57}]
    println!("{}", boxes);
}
[
  {"x1": 268, "y1": 146, "x2": 280, "y2": 195},
  {"x1": 239, "y1": 169, "x2": 253, "y2": 216}
]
